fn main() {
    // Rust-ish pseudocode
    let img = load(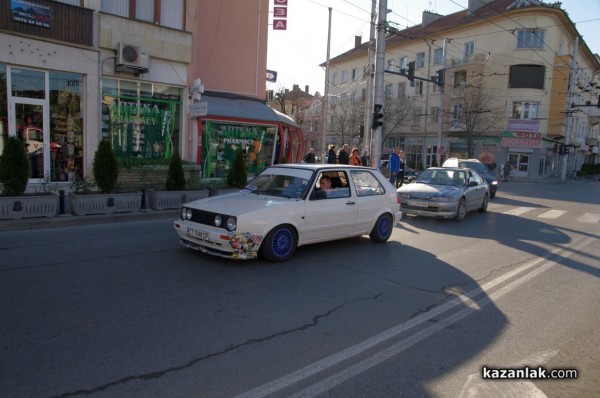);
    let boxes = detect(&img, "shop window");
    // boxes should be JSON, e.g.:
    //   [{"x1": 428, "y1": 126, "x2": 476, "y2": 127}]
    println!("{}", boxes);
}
[
  {"x1": 101, "y1": 78, "x2": 182, "y2": 161},
  {"x1": 49, "y1": 71, "x2": 84, "y2": 182}
]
